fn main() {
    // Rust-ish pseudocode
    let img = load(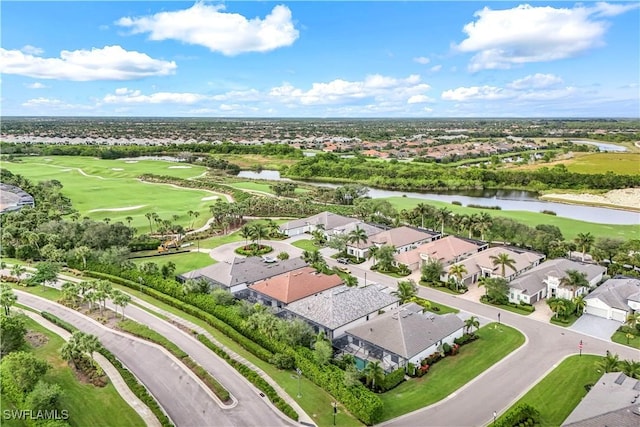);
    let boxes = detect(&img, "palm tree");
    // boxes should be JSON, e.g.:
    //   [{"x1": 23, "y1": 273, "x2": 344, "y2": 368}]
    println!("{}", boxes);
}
[
  {"x1": 448, "y1": 264, "x2": 467, "y2": 291},
  {"x1": 60, "y1": 339, "x2": 80, "y2": 369},
  {"x1": 597, "y1": 351, "x2": 620, "y2": 373},
  {"x1": 464, "y1": 316, "x2": 480, "y2": 335},
  {"x1": 619, "y1": 359, "x2": 640, "y2": 379},
  {"x1": 145, "y1": 212, "x2": 154, "y2": 234},
  {"x1": 490, "y1": 252, "x2": 517, "y2": 278},
  {"x1": 348, "y1": 226, "x2": 368, "y2": 261},
  {"x1": 0, "y1": 284, "x2": 17, "y2": 315},
  {"x1": 125, "y1": 216, "x2": 133, "y2": 227},
  {"x1": 344, "y1": 275, "x2": 358, "y2": 288},
  {"x1": 625, "y1": 312, "x2": 640, "y2": 330},
  {"x1": 475, "y1": 213, "x2": 493, "y2": 241},
  {"x1": 302, "y1": 250, "x2": 322, "y2": 265},
  {"x1": 560, "y1": 270, "x2": 588, "y2": 294},
  {"x1": 574, "y1": 232, "x2": 595, "y2": 262},
  {"x1": 392, "y1": 279, "x2": 417, "y2": 303},
  {"x1": 250, "y1": 223, "x2": 269, "y2": 249},
  {"x1": 548, "y1": 298, "x2": 568, "y2": 319},
  {"x1": 74, "y1": 245, "x2": 91, "y2": 270},
  {"x1": 376, "y1": 245, "x2": 396, "y2": 272},
  {"x1": 367, "y1": 245, "x2": 380, "y2": 266},
  {"x1": 60, "y1": 282, "x2": 79, "y2": 306},
  {"x1": 436, "y1": 207, "x2": 452, "y2": 235},
  {"x1": 415, "y1": 203, "x2": 430, "y2": 229},
  {"x1": 80, "y1": 333, "x2": 101, "y2": 366},
  {"x1": 573, "y1": 294, "x2": 586, "y2": 316},
  {"x1": 363, "y1": 361, "x2": 385, "y2": 391},
  {"x1": 10, "y1": 264, "x2": 26, "y2": 283},
  {"x1": 240, "y1": 224, "x2": 253, "y2": 248},
  {"x1": 111, "y1": 289, "x2": 132, "y2": 319}
]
